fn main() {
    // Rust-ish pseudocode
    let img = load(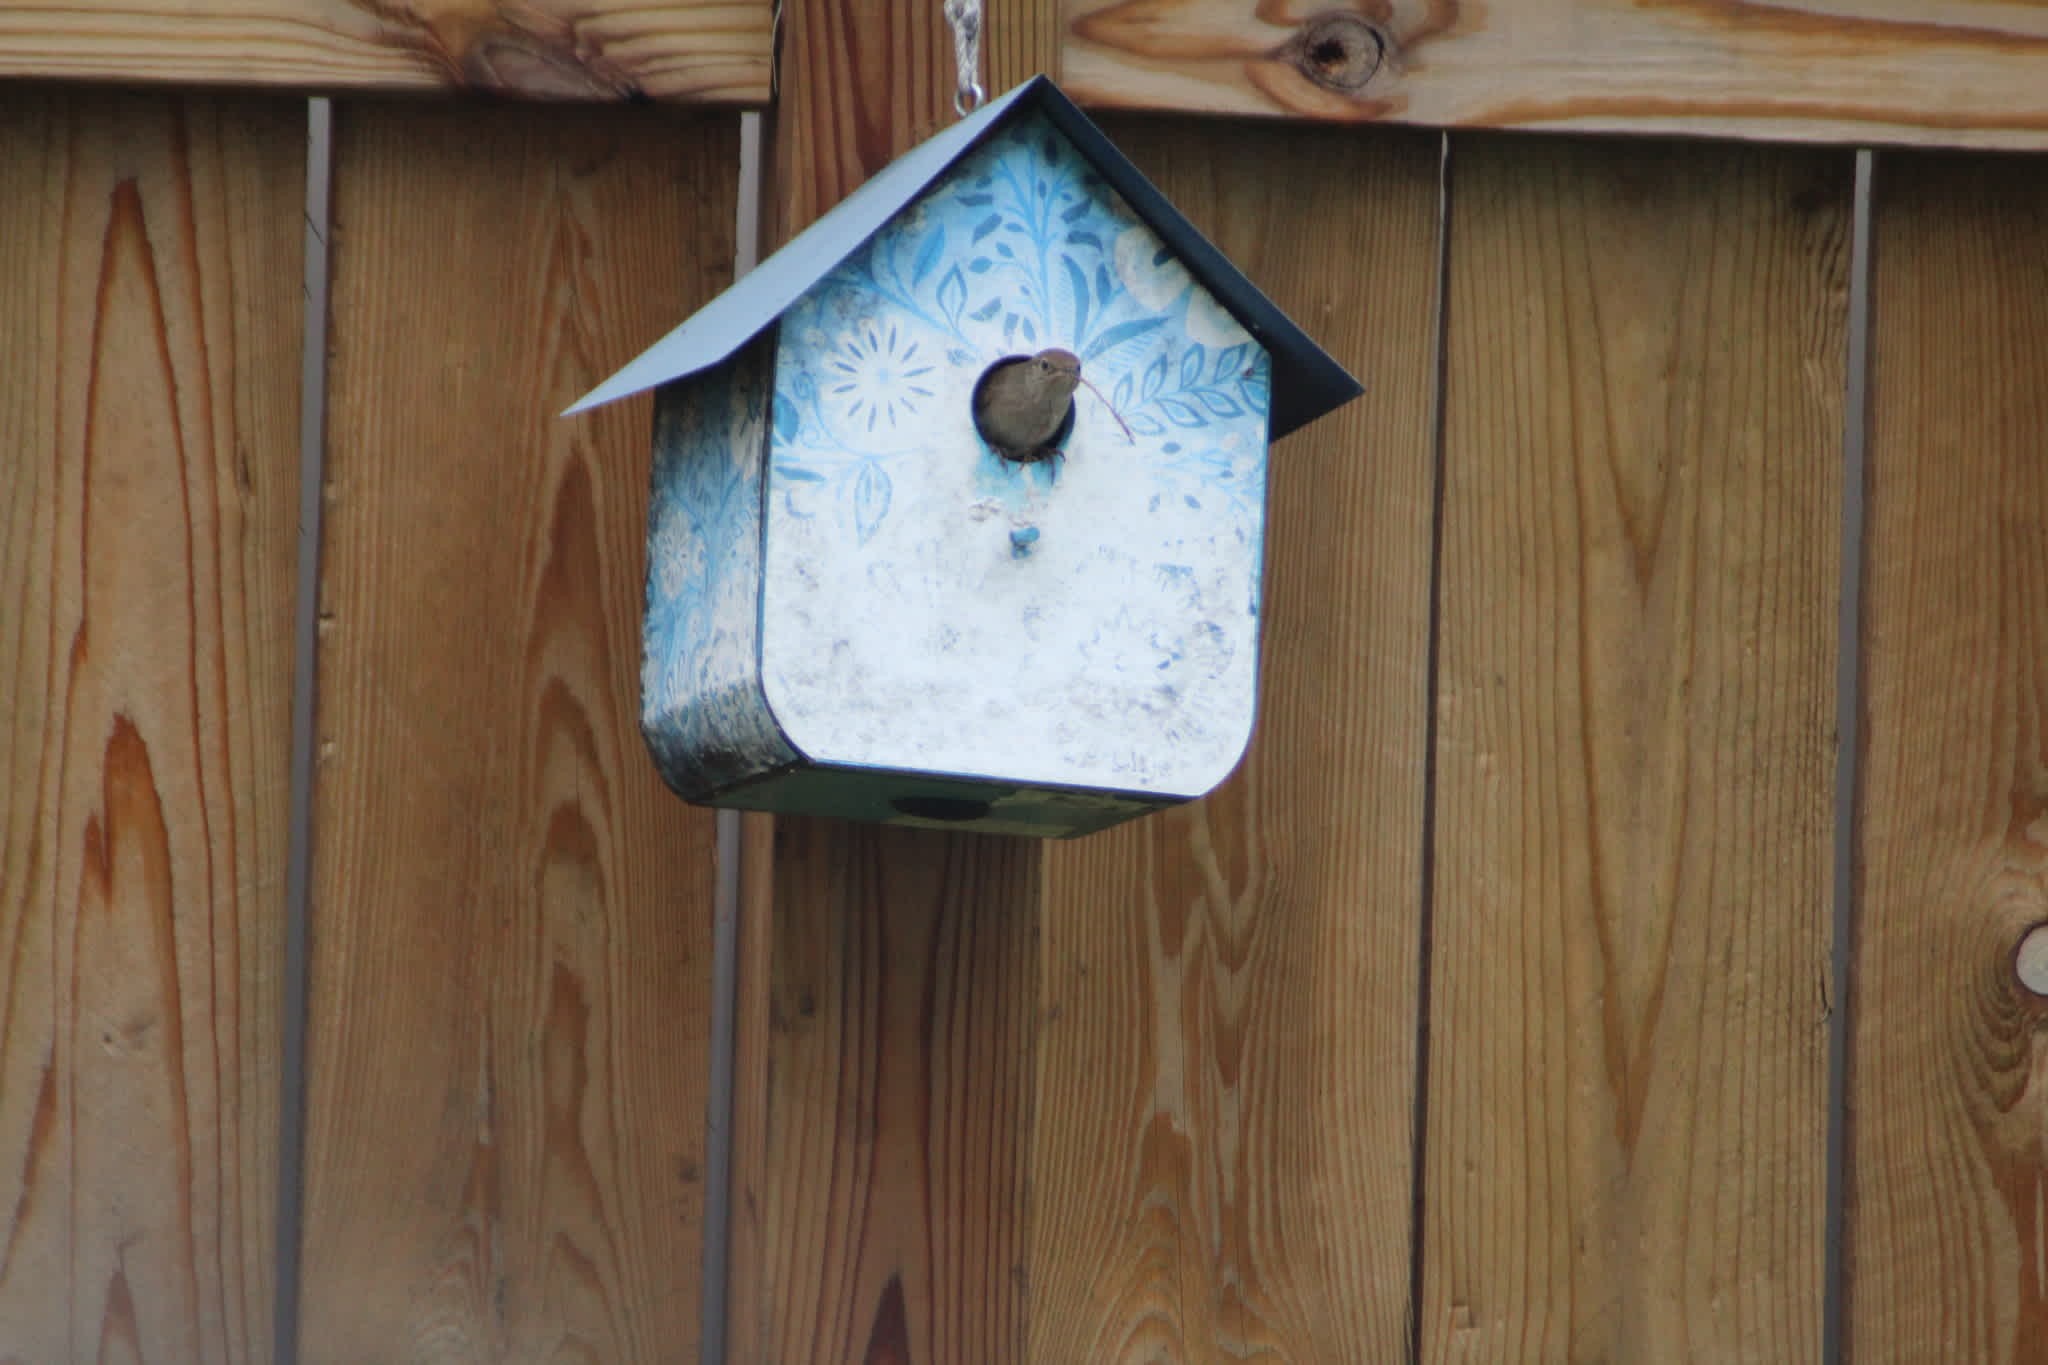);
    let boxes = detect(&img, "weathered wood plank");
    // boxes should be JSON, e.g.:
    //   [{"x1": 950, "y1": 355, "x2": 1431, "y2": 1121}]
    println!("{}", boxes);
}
[
  {"x1": 1063, "y1": 0, "x2": 2048, "y2": 150},
  {"x1": 0, "y1": 88, "x2": 304, "y2": 1364},
  {"x1": 299, "y1": 102, "x2": 735, "y2": 1363},
  {"x1": 0, "y1": 0, "x2": 770, "y2": 102},
  {"x1": 1848, "y1": 153, "x2": 2048, "y2": 1365},
  {"x1": 1029, "y1": 115, "x2": 1440, "y2": 1365},
  {"x1": 726, "y1": 3, "x2": 1053, "y2": 1360},
  {"x1": 1422, "y1": 135, "x2": 1849, "y2": 1362}
]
